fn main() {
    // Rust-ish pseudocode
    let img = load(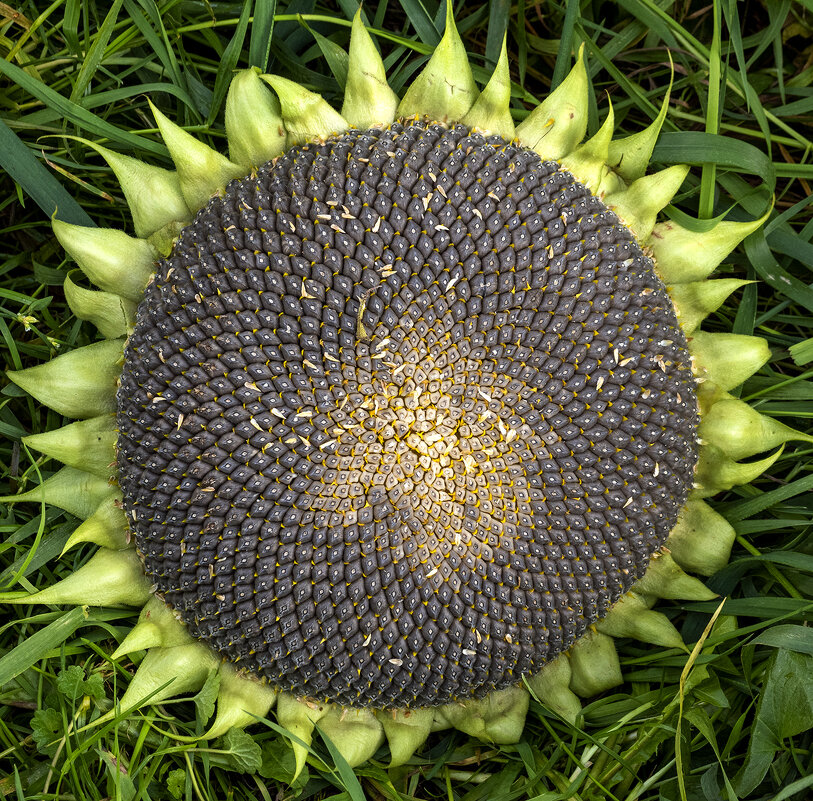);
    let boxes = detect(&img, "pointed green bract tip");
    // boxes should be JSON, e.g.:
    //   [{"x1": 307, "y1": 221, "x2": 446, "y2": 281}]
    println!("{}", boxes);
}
[
  {"x1": 650, "y1": 211, "x2": 770, "y2": 284},
  {"x1": 525, "y1": 656, "x2": 582, "y2": 723},
  {"x1": 605, "y1": 164, "x2": 689, "y2": 241},
  {"x1": 666, "y1": 498, "x2": 736, "y2": 576},
  {"x1": 84, "y1": 142, "x2": 191, "y2": 239},
  {"x1": 149, "y1": 99, "x2": 243, "y2": 212},
  {"x1": 7, "y1": 338, "x2": 123, "y2": 419},
  {"x1": 105, "y1": 642, "x2": 218, "y2": 724},
  {"x1": 607, "y1": 78, "x2": 672, "y2": 183},
  {"x1": 694, "y1": 443, "x2": 783, "y2": 498},
  {"x1": 567, "y1": 630, "x2": 623, "y2": 697},
  {"x1": 376, "y1": 707, "x2": 434, "y2": 767},
  {"x1": 112, "y1": 596, "x2": 191, "y2": 660},
  {"x1": 634, "y1": 552, "x2": 718, "y2": 601},
  {"x1": 700, "y1": 395, "x2": 813, "y2": 460},
  {"x1": 516, "y1": 44, "x2": 588, "y2": 160},
  {"x1": 204, "y1": 664, "x2": 277, "y2": 740},
  {"x1": 342, "y1": 11, "x2": 399, "y2": 129},
  {"x1": 62, "y1": 494, "x2": 129, "y2": 554},
  {"x1": 597, "y1": 592, "x2": 687, "y2": 650},
  {"x1": 111, "y1": 621, "x2": 162, "y2": 660},
  {"x1": 226, "y1": 68, "x2": 287, "y2": 170},
  {"x1": 561, "y1": 102, "x2": 615, "y2": 193},
  {"x1": 318, "y1": 707, "x2": 384, "y2": 768},
  {"x1": 689, "y1": 331, "x2": 771, "y2": 391},
  {"x1": 8, "y1": 548, "x2": 150, "y2": 607},
  {"x1": 435, "y1": 685, "x2": 530, "y2": 744},
  {"x1": 53, "y1": 219, "x2": 156, "y2": 302},
  {"x1": 23, "y1": 415, "x2": 116, "y2": 479},
  {"x1": 397, "y1": 0, "x2": 478, "y2": 123},
  {"x1": 261, "y1": 74, "x2": 349, "y2": 147},
  {"x1": 0, "y1": 466, "x2": 116, "y2": 520},
  {"x1": 64, "y1": 274, "x2": 136, "y2": 339},
  {"x1": 276, "y1": 693, "x2": 329, "y2": 781},
  {"x1": 667, "y1": 278, "x2": 752, "y2": 334},
  {"x1": 462, "y1": 35, "x2": 514, "y2": 139}
]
